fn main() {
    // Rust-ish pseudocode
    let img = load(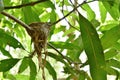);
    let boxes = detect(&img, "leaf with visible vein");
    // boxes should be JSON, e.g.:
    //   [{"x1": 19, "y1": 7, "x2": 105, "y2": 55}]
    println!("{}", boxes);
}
[{"x1": 79, "y1": 13, "x2": 107, "y2": 80}]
